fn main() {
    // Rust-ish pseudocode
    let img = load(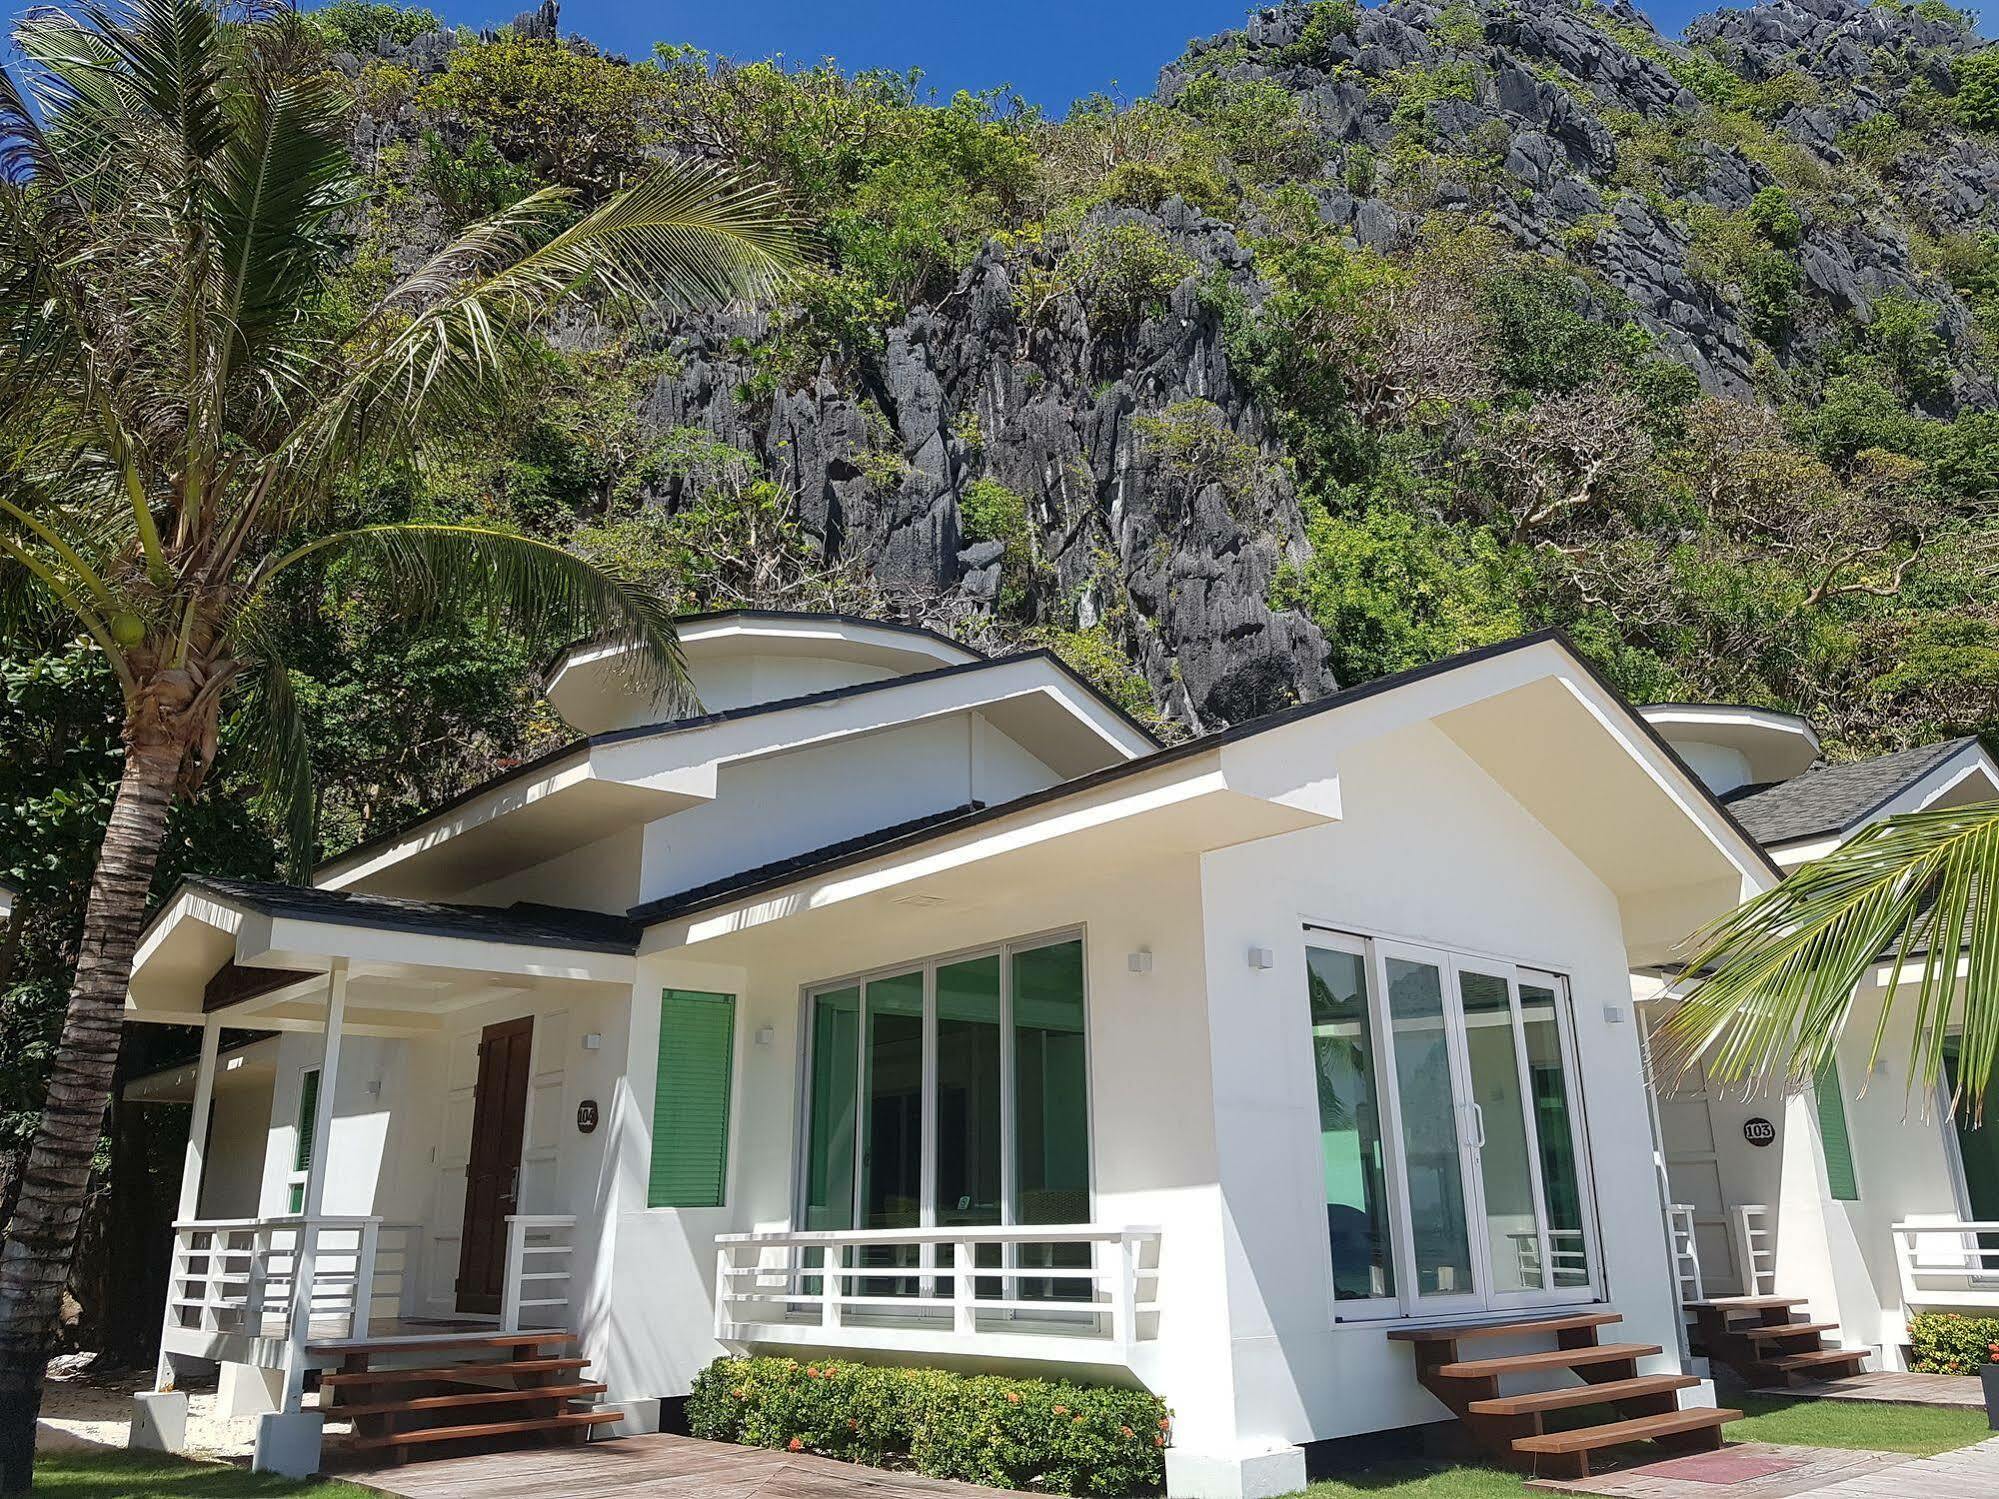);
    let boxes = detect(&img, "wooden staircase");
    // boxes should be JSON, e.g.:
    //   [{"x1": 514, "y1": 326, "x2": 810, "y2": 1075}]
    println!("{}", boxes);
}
[
  {"x1": 1687, "y1": 1296, "x2": 1868, "y2": 1387},
  {"x1": 309, "y1": 1330, "x2": 621, "y2": 1464},
  {"x1": 1391, "y1": 1310, "x2": 1739, "y2": 1480}
]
